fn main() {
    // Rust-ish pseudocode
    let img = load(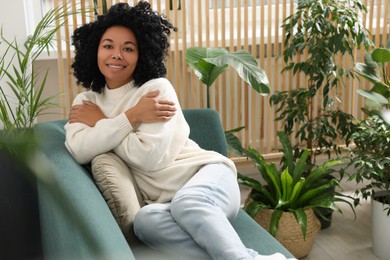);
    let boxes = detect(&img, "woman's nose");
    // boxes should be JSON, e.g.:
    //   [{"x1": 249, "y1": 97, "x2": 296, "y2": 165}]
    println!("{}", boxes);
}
[{"x1": 112, "y1": 53, "x2": 123, "y2": 60}]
